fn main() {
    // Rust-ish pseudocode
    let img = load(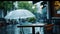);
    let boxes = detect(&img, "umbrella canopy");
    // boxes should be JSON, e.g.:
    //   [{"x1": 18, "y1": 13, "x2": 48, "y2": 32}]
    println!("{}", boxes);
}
[{"x1": 5, "y1": 9, "x2": 35, "y2": 19}]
